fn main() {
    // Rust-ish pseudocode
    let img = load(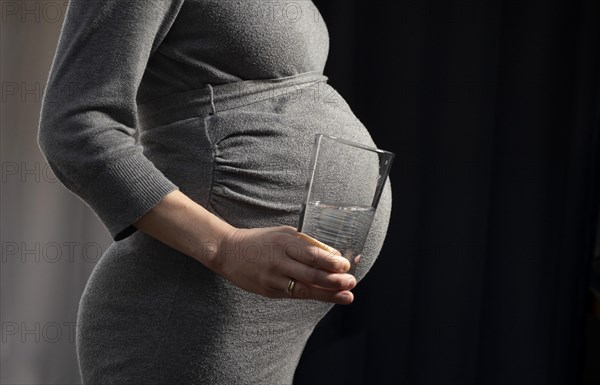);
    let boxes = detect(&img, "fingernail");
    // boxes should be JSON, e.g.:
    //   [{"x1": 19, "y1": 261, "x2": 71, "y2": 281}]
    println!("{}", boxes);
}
[
  {"x1": 342, "y1": 292, "x2": 353, "y2": 303},
  {"x1": 346, "y1": 277, "x2": 356, "y2": 288},
  {"x1": 338, "y1": 258, "x2": 350, "y2": 271}
]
